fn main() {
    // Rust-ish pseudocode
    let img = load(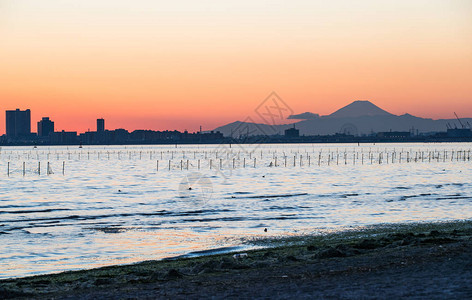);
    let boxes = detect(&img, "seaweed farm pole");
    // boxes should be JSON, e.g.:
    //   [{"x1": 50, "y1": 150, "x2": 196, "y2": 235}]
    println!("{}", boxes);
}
[
  {"x1": 254, "y1": 157, "x2": 256, "y2": 168},
  {"x1": 63, "y1": 161, "x2": 65, "y2": 175},
  {"x1": 243, "y1": 158, "x2": 246, "y2": 168},
  {"x1": 38, "y1": 162, "x2": 41, "y2": 175},
  {"x1": 168, "y1": 160, "x2": 171, "y2": 170},
  {"x1": 198, "y1": 159, "x2": 200, "y2": 170},
  {"x1": 156, "y1": 160, "x2": 159, "y2": 172},
  {"x1": 7, "y1": 162, "x2": 9, "y2": 177},
  {"x1": 23, "y1": 162, "x2": 26, "y2": 176}
]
